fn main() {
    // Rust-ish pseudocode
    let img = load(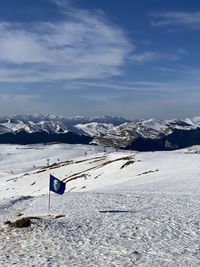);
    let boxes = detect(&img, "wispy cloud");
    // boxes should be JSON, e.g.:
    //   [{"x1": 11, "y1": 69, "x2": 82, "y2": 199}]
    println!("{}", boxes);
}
[
  {"x1": 77, "y1": 81, "x2": 186, "y2": 93},
  {"x1": 130, "y1": 51, "x2": 180, "y2": 63},
  {"x1": 0, "y1": 3, "x2": 133, "y2": 83},
  {"x1": 151, "y1": 12, "x2": 200, "y2": 29},
  {"x1": 154, "y1": 66, "x2": 177, "y2": 72}
]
